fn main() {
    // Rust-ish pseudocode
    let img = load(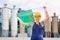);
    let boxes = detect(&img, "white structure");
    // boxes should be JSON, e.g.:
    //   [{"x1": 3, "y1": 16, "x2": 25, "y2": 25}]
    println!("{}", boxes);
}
[
  {"x1": 45, "y1": 18, "x2": 51, "y2": 37},
  {"x1": 11, "y1": 6, "x2": 17, "y2": 37},
  {"x1": 2, "y1": 4, "x2": 9, "y2": 37},
  {"x1": 20, "y1": 23, "x2": 25, "y2": 33},
  {"x1": 18, "y1": 18, "x2": 28, "y2": 37},
  {"x1": 52, "y1": 13, "x2": 58, "y2": 37}
]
